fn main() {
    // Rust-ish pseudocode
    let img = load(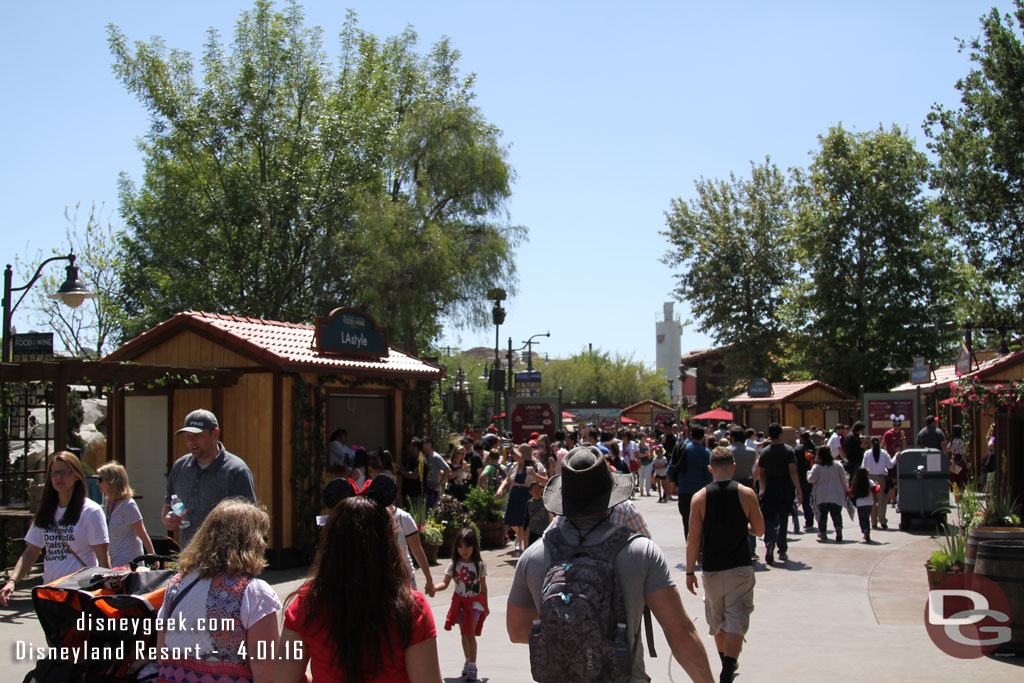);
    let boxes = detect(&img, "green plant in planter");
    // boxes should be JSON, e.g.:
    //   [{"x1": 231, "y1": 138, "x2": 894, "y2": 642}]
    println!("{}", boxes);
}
[
  {"x1": 463, "y1": 486, "x2": 505, "y2": 524},
  {"x1": 928, "y1": 550, "x2": 951, "y2": 573},
  {"x1": 420, "y1": 522, "x2": 444, "y2": 546},
  {"x1": 930, "y1": 523, "x2": 965, "y2": 572},
  {"x1": 407, "y1": 496, "x2": 430, "y2": 527},
  {"x1": 974, "y1": 480, "x2": 1022, "y2": 529},
  {"x1": 952, "y1": 481, "x2": 983, "y2": 531}
]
